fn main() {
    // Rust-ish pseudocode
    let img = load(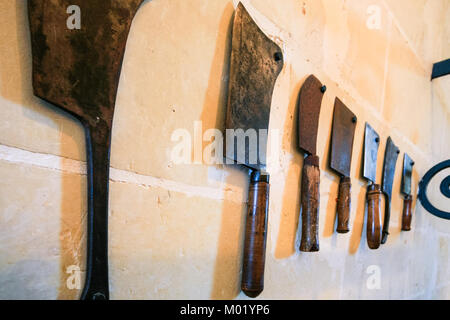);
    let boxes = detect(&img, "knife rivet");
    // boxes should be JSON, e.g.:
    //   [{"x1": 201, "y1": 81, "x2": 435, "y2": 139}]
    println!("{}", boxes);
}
[
  {"x1": 397, "y1": 150, "x2": 400, "y2": 154},
  {"x1": 274, "y1": 52, "x2": 282, "y2": 61},
  {"x1": 320, "y1": 85, "x2": 327, "y2": 93},
  {"x1": 375, "y1": 137, "x2": 380, "y2": 143},
  {"x1": 411, "y1": 161, "x2": 415, "y2": 166},
  {"x1": 352, "y1": 116, "x2": 357, "y2": 123}
]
